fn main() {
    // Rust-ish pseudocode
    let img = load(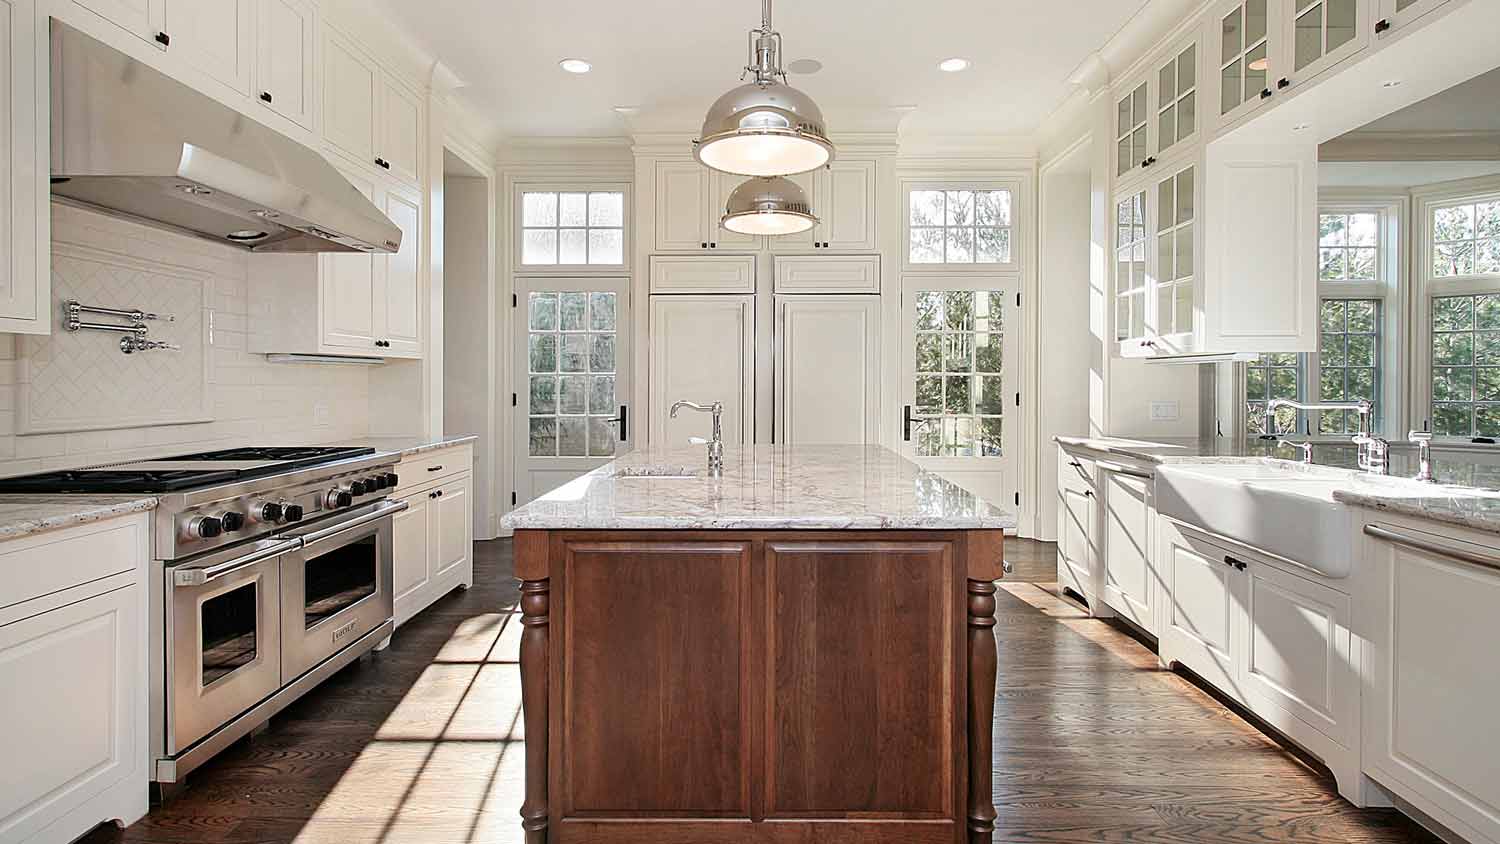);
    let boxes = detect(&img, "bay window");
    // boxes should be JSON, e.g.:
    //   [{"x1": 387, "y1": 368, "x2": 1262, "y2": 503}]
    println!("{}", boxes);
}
[{"x1": 1420, "y1": 183, "x2": 1500, "y2": 441}]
